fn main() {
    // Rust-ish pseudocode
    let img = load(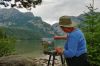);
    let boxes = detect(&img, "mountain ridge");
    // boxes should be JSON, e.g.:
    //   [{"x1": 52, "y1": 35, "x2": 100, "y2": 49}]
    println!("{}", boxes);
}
[
  {"x1": 0, "y1": 8, "x2": 55, "y2": 40},
  {"x1": 0, "y1": 8, "x2": 87, "y2": 39}
]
